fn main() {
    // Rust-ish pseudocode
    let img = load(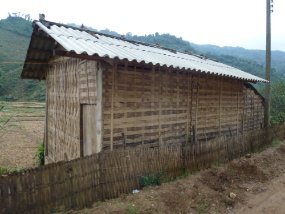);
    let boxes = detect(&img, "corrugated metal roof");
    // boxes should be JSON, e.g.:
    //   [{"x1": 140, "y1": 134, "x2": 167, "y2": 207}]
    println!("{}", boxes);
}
[{"x1": 21, "y1": 20, "x2": 267, "y2": 83}]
